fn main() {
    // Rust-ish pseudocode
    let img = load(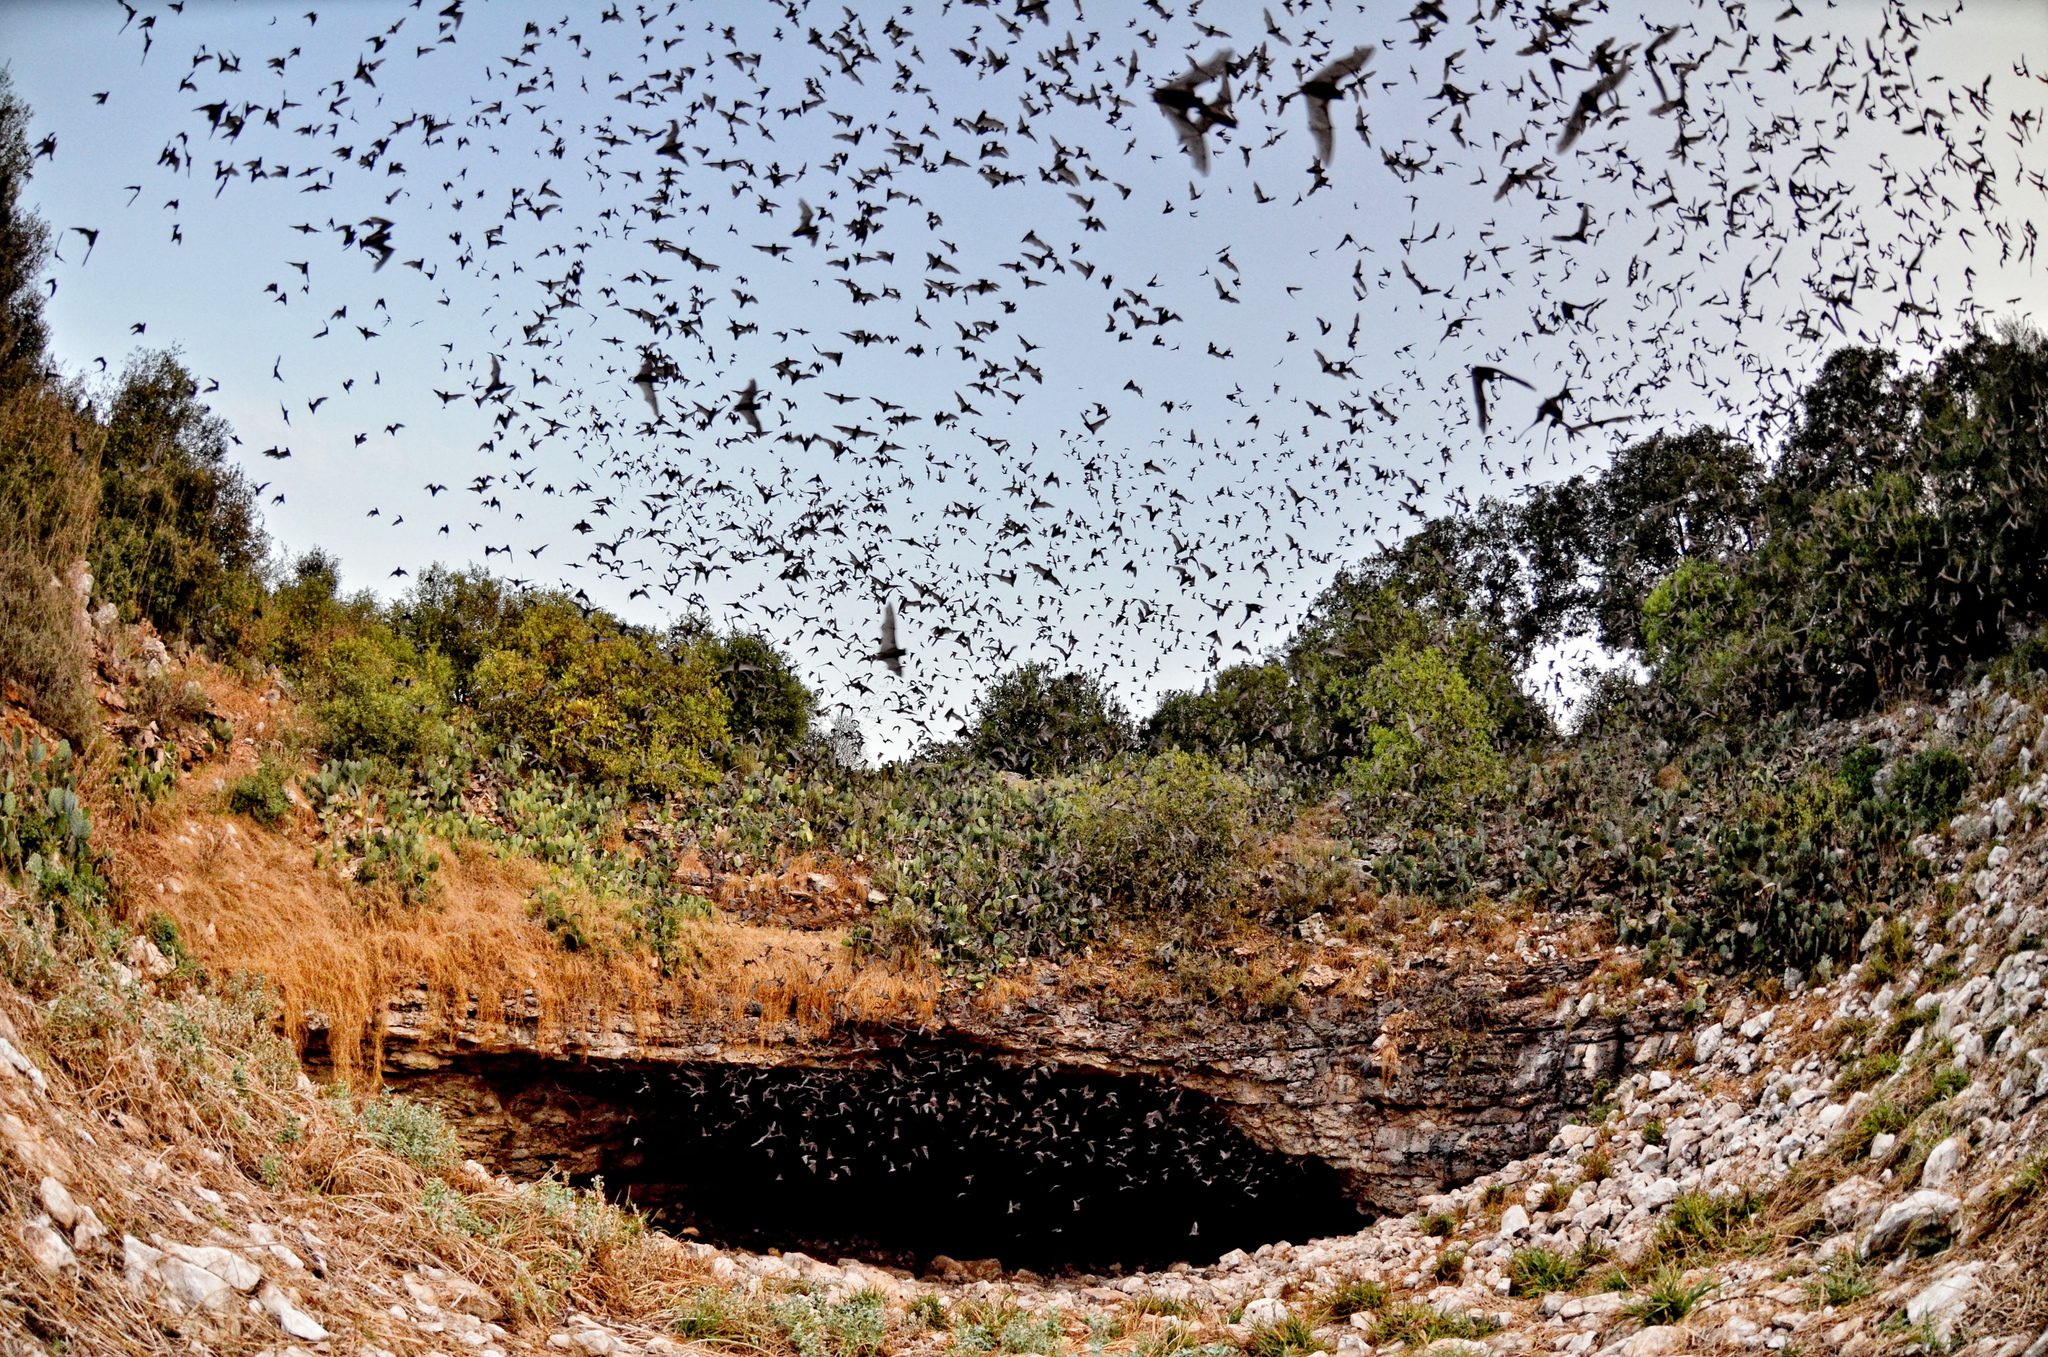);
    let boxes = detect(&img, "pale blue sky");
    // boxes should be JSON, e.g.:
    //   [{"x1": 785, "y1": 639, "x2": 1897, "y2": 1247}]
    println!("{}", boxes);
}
[{"x1": 6, "y1": 0, "x2": 2046, "y2": 749}]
